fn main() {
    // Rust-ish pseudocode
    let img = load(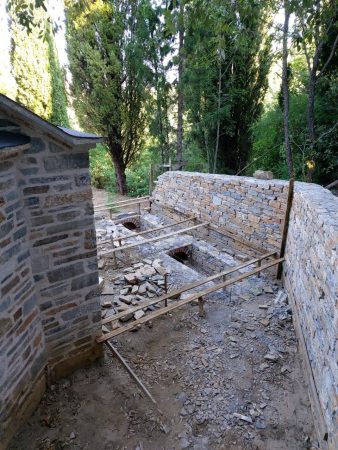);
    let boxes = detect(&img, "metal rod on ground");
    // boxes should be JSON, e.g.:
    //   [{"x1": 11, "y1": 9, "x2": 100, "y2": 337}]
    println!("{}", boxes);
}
[
  {"x1": 277, "y1": 176, "x2": 295, "y2": 279},
  {"x1": 104, "y1": 338, "x2": 157, "y2": 405}
]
